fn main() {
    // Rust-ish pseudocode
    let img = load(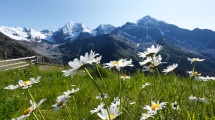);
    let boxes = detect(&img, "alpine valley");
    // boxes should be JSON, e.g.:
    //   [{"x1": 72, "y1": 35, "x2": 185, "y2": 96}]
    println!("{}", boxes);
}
[{"x1": 1, "y1": 15, "x2": 215, "y2": 75}]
